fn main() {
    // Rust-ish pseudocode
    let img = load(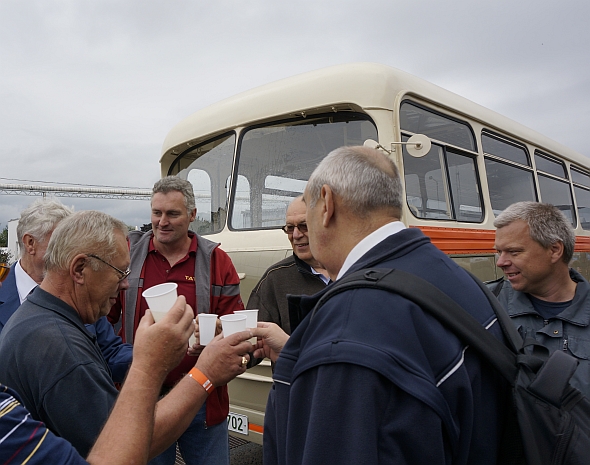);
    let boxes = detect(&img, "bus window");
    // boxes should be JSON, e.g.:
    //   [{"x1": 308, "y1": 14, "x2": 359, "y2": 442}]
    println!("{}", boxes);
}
[
  {"x1": 571, "y1": 167, "x2": 590, "y2": 187},
  {"x1": 403, "y1": 138, "x2": 483, "y2": 222},
  {"x1": 231, "y1": 113, "x2": 378, "y2": 230},
  {"x1": 482, "y1": 132, "x2": 530, "y2": 166},
  {"x1": 400, "y1": 101, "x2": 476, "y2": 151},
  {"x1": 170, "y1": 133, "x2": 235, "y2": 235},
  {"x1": 572, "y1": 167, "x2": 590, "y2": 230},
  {"x1": 484, "y1": 159, "x2": 537, "y2": 215},
  {"x1": 482, "y1": 133, "x2": 536, "y2": 215},
  {"x1": 535, "y1": 152, "x2": 568, "y2": 178},
  {"x1": 535, "y1": 151, "x2": 575, "y2": 226},
  {"x1": 574, "y1": 186, "x2": 590, "y2": 230}
]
